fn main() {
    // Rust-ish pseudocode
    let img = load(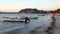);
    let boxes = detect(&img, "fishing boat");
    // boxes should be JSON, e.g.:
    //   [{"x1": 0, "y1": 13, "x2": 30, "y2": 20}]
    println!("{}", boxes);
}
[
  {"x1": 3, "y1": 17, "x2": 25, "y2": 22},
  {"x1": 4, "y1": 19, "x2": 25, "y2": 22}
]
